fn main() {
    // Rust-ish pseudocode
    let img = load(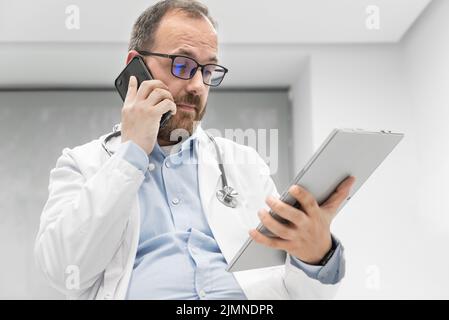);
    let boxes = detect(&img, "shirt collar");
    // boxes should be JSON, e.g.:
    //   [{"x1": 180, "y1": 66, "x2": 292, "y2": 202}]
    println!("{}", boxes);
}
[{"x1": 153, "y1": 126, "x2": 200, "y2": 159}]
